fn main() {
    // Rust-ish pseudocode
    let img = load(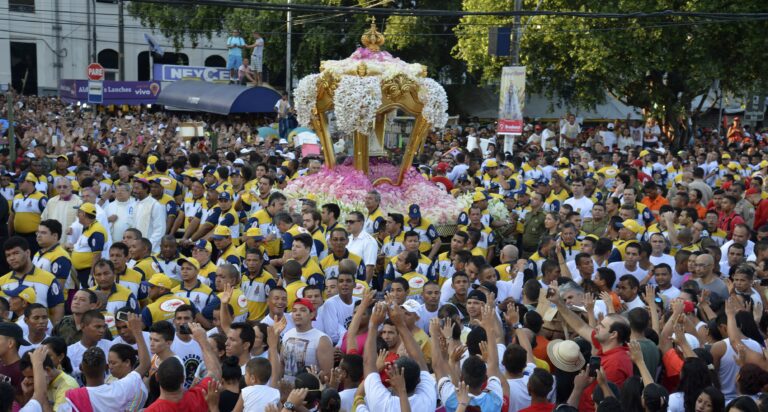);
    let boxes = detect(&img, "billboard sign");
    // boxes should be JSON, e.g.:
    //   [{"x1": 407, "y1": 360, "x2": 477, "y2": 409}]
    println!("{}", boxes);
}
[
  {"x1": 153, "y1": 64, "x2": 231, "y2": 82},
  {"x1": 498, "y1": 66, "x2": 526, "y2": 135}
]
